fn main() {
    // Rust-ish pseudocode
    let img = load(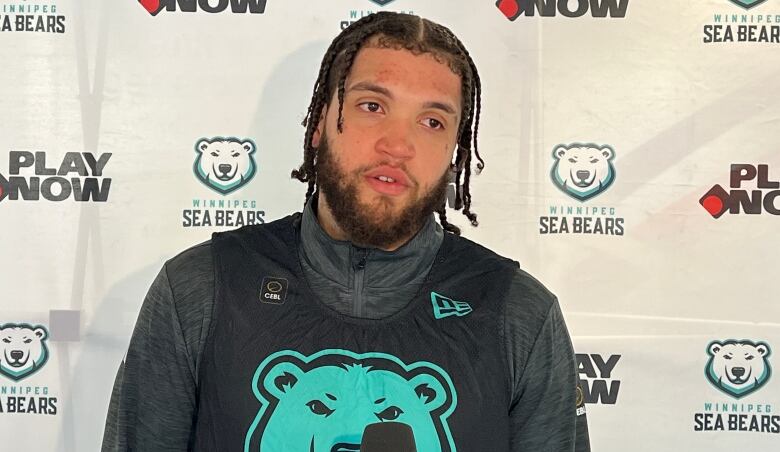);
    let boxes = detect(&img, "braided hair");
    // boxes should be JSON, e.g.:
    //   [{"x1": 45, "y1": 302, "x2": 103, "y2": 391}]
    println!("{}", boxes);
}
[{"x1": 291, "y1": 12, "x2": 484, "y2": 235}]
